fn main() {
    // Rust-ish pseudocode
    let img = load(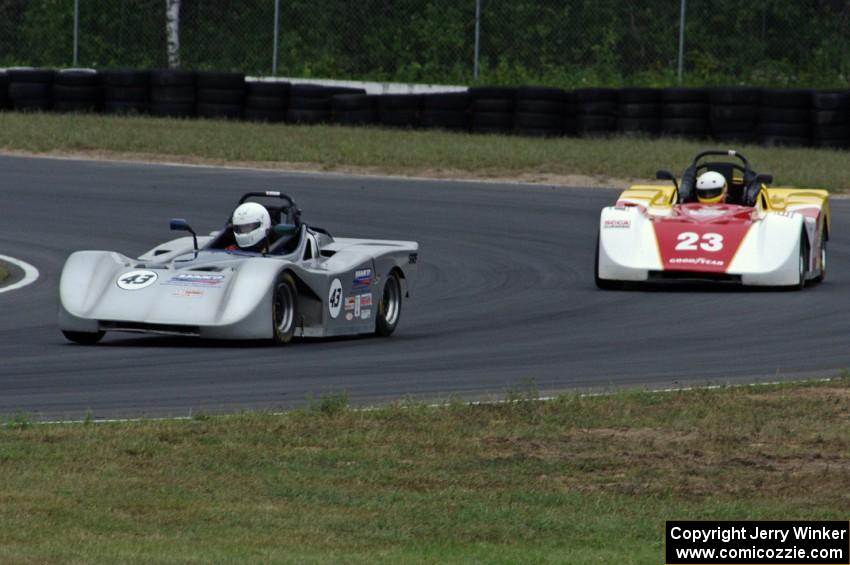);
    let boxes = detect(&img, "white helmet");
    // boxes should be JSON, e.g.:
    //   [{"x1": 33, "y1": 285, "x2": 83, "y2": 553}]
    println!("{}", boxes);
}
[
  {"x1": 696, "y1": 171, "x2": 728, "y2": 204},
  {"x1": 232, "y1": 202, "x2": 271, "y2": 248}
]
